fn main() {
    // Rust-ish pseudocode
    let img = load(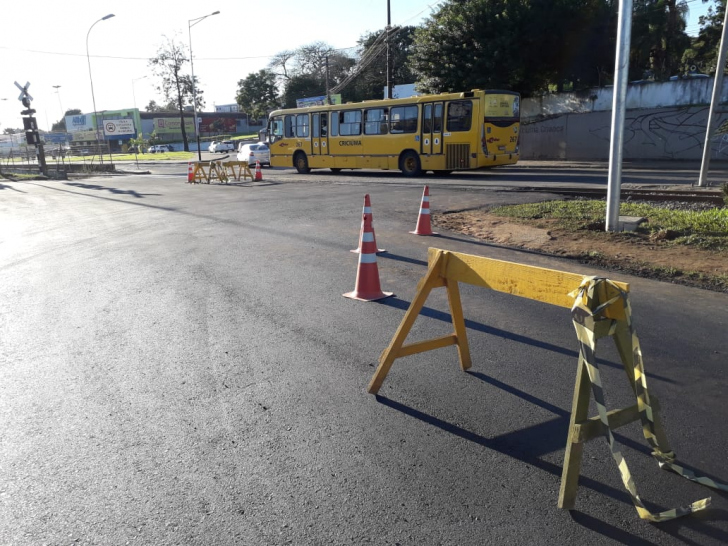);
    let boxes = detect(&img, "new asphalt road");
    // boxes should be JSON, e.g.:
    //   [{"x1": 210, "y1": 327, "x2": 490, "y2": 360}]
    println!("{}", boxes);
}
[{"x1": 1, "y1": 164, "x2": 727, "y2": 545}]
